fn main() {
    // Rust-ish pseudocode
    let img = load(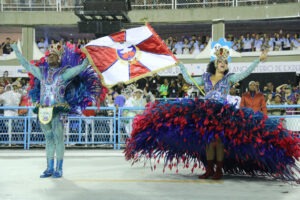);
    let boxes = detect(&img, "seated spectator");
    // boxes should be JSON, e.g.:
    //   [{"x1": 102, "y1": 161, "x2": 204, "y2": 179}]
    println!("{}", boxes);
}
[
  {"x1": 168, "y1": 79, "x2": 179, "y2": 98},
  {"x1": 269, "y1": 93, "x2": 286, "y2": 116},
  {"x1": 292, "y1": 33, "x2": 300, "y2": 49},
  {"x1": 263, "y1": 82, "x2": 275, "y2": 96},
  {"x1": 240, "y1": 81, "x2": 267, "y2": 115},
  {"x1": 124, "y1": 89, "x2": 146, "y2": 136},
  {"x1": 253, "y1": 34, "x2": 263, "y2": 52},
  {"x1": 0, "y1": 84, "x2": 22, "y2": 117},
  {"x1": 1, "y1": 37, "x2": 13, "y2": 56},
  {"x1": 242, "y1": 33, "x2": 253, "y2": 52},
  {"x1": 159, "y1": 78, "x2": 169, "y2": 98},
  {"x1": 273, "y1": 33, "x2": 283, "y2": 51},
  {"x1": 112, "y1": 90, "x2": 126, "y2": 115},
  {"x1": 227, "y1": 86, "x2": 241, "y2": 108},
  {"x1": 282, "y1": 33, "x2": 292, "y2": 51}
]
